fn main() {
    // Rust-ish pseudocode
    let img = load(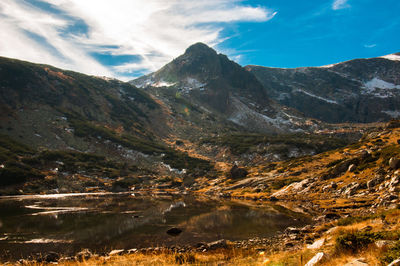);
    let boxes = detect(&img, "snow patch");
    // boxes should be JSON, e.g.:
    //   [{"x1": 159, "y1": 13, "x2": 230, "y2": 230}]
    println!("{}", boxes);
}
[
  {"x1": 179, "y1": 77, "x2": 206, "y2": 93},
  {"x1": 382, "y1": 110, "x2": 400, "y2": 118},
  {"x1": 362, "y1": 77, "x2": 400, "y2": 98},
  {"x1": 380, "y1": 54, "x2": 400, "y2": 61},
  {"x1": 134, "y1": 77, "x2": 153, "y2": 88},
  {"x1": 294, "y1": 89, "x2": 338, "y2": 104},
  {"x1": 364, "y1": 78, "x2": 400, "y2": 90},
  {"x1": 153, "y1": 80, "x2": 176, "y2": 87},
  {"x1": 318, "y1": 62, "x2": 339, "y2": 68}
]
